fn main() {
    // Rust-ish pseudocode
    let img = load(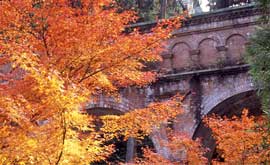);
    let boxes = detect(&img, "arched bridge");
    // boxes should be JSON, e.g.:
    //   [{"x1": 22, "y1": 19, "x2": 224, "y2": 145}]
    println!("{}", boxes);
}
[{"x1": 87, "y1": 4, "x2": 263, "y2": 161}]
